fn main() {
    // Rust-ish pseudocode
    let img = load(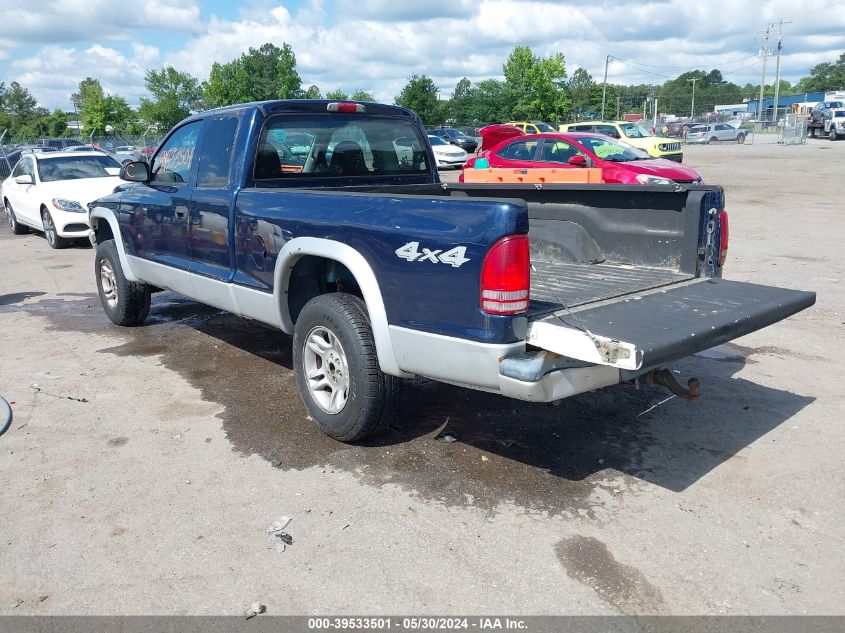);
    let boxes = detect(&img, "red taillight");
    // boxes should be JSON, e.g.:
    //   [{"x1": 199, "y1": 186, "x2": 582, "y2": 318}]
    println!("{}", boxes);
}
[
  {"x1": 480, "y1": 235, "x2": 530, "y2": 315},
  {"x1": 718, "y1": 209, "x2": 729, "y2": 266},
  {"x1": 327, "y1": 102, "x2": 365, "y2": 113}
]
